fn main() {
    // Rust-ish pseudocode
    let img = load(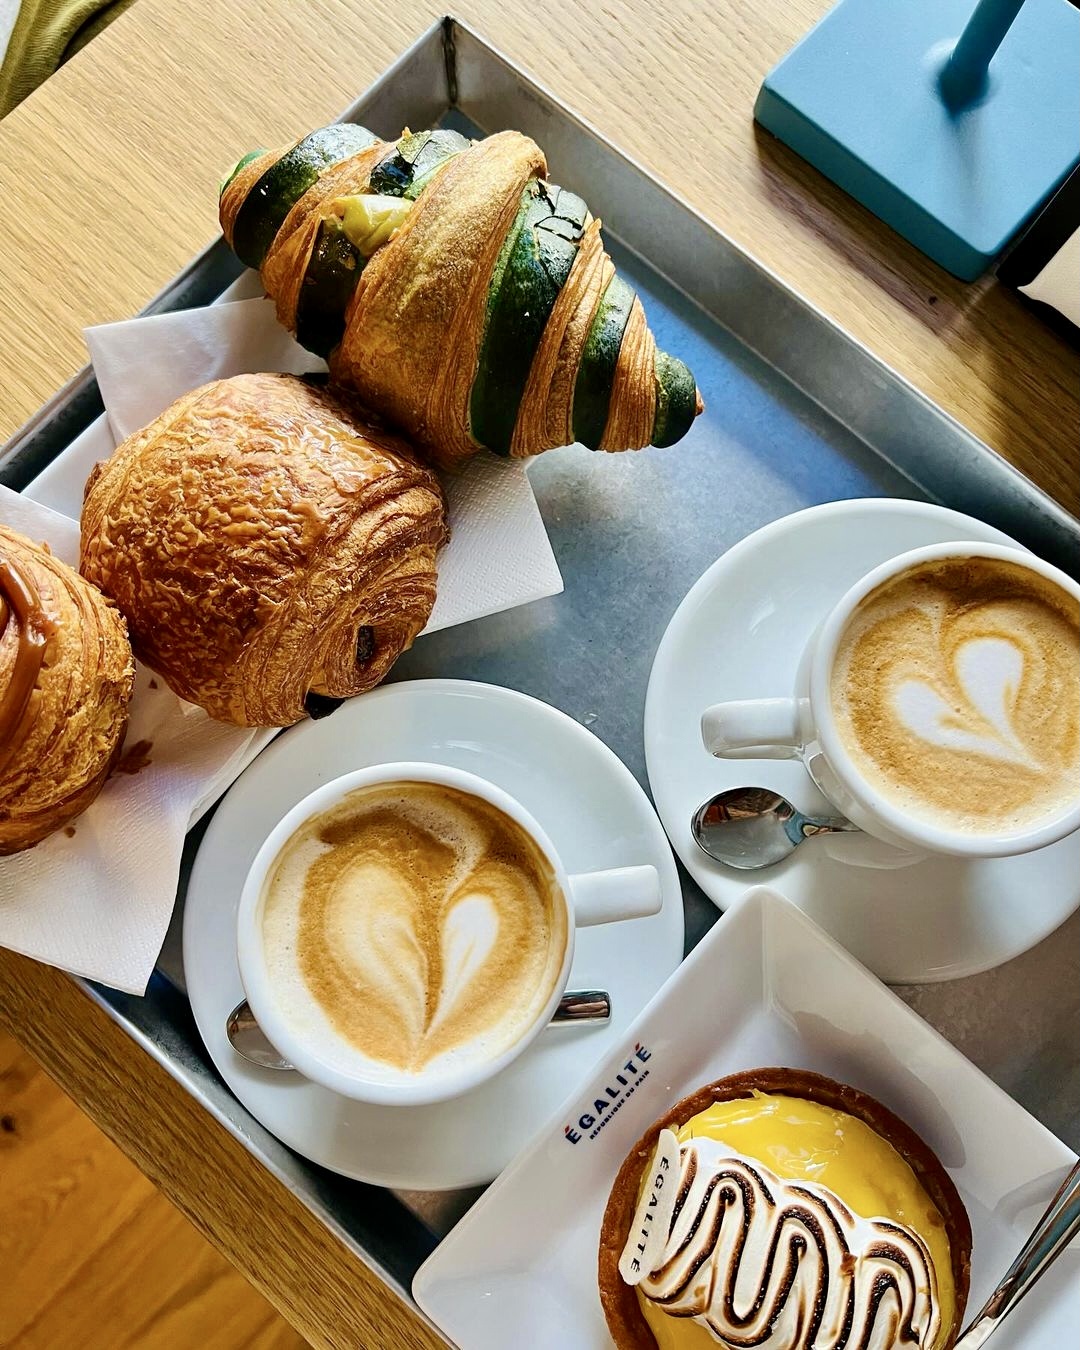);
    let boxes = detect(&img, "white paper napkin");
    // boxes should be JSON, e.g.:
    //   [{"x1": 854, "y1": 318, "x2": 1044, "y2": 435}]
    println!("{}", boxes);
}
[
  {"x1": 0, "y1": 300, "x2": 562, "y2": 994},
  {"x1": 1020, "y1": 226, "x2": 1080, "y2": 329}
]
